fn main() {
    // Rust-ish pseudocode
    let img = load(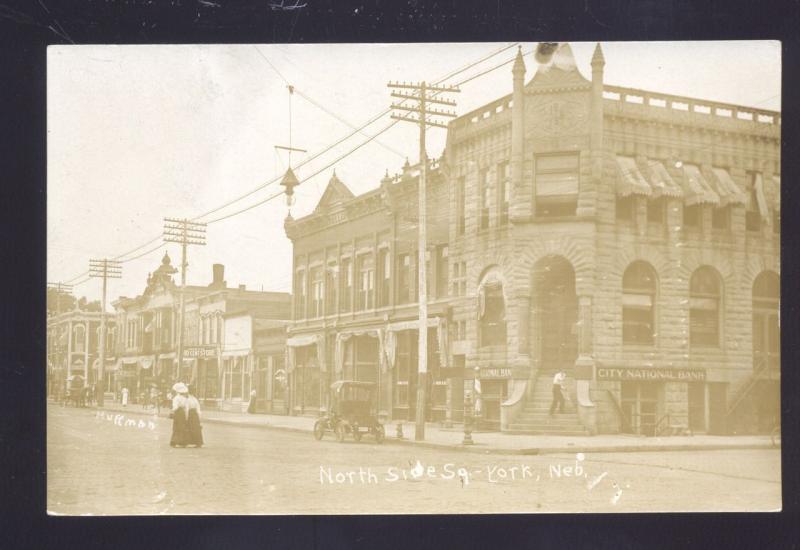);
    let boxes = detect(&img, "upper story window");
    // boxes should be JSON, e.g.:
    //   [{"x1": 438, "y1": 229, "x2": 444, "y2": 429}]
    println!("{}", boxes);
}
[
  {"x1": 74, "y1": 324, "x2": 86, "y2": 353},
  {"x1": 310, "y1": 266, "x2": 324, "y2": 317},
  {"x1": 479, "y1": 168, "x2": 490, "y2": 230},
  {"x1": 356, "y1": 254, "x2": 374, "y2": 311},
  {"x1": 535, "y1": 153, "x2": 579, "y2": 217},
  {"x1": 294, "y1": 269, "x2": 307, "y2": 319},
  {"x1": 126, "y1": 319, "x2": 136, "y2": 348},
  {"x1": 622, "y1": 262, "x2": 657, "y2": 345},
  {"x1": 711, "y1": 205, "x2": 731, "y2": 230},
  {"x1": 378, "y1": 249, "x2": 390, "y2": 307},
  {"x1": 436, "y1": 245, "x2": 449, "y2": 298},
  {"x1": 340, "y1": 258, "x2": 352, "y2": 312},
  {"x1": 456, "y1": 176, "x2": 466, "y2": 236},
  {"x1": 647, "y1": 198, "x2": 665, "y2": 225},
  {"x1": 325, "y1": 263, "x2": 337, "y2": 314},
  {"x1": 397, "y1": 253, "x2": 411, "y2": 305},
  {"x1": 616, "y1": 196, "x2": 635, "y2": 222},
  {"x1": 683, "y1": 204, "x2": 701, "y2": 229},
  {"x1": 452, "y1": 261, "x2": 467, "y2": 296},
  {"x1": 479, "y1": 279, "x2": 506, "y2": 347},
  {"x1": 497, "y1": 161, "x2": 510, "y2": 225},
  {"x1": 690, "y1": 267, "x2": 722, "y2": 348}
]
